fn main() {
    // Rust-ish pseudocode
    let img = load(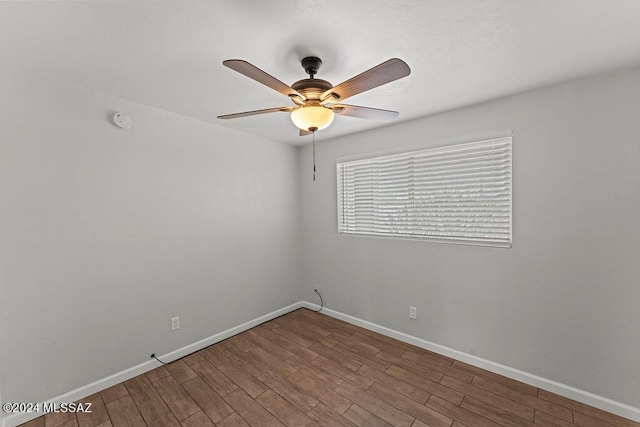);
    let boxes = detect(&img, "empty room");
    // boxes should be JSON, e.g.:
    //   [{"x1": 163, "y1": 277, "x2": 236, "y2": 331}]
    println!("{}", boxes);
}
[{"x1": 1, "y1": 1, "x2": 639, "y2": 426}]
